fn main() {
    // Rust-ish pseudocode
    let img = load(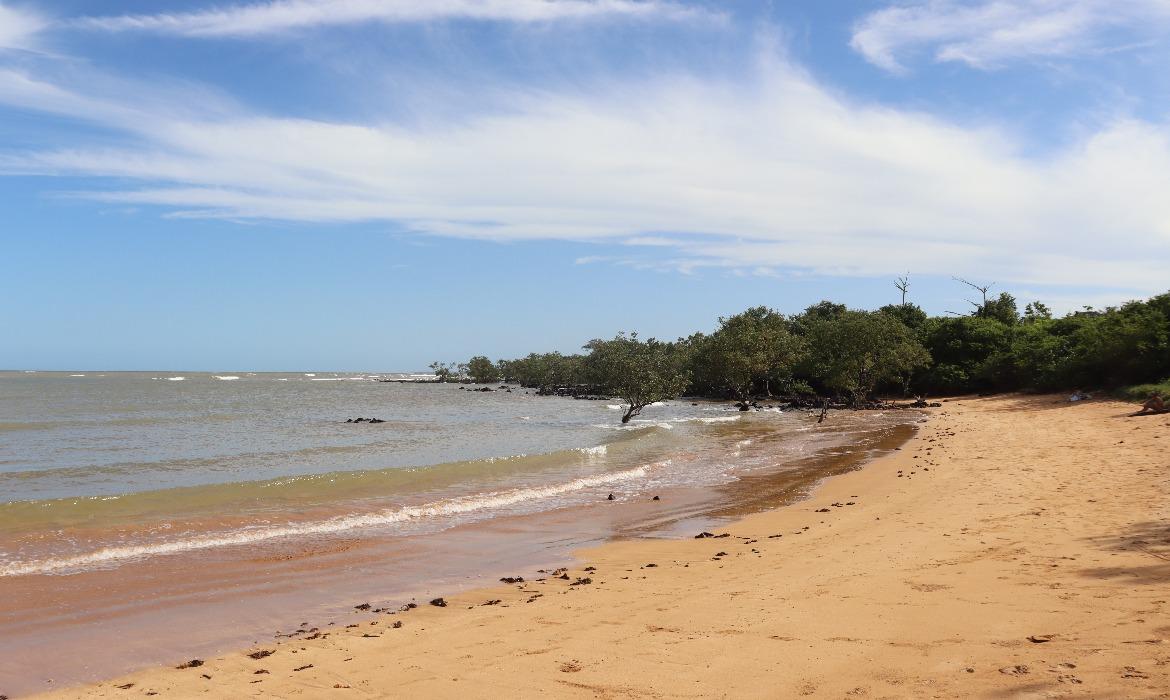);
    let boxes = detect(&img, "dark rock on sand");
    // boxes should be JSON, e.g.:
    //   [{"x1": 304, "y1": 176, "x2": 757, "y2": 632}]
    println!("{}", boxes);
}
[
  {"x1": 607, "y1": 493, "x2": 615, "y2": 500},
  {"x1": 500, "y1": 576, "x2": 525, "y2": 584},
  {"x1": 430, "y1": 597, "x2": 447, "y2": 607},
  {"x1": 247, "y1": 649, "x2": 275, "y2": 660},
  {"x1": 177, "y1": 659, "x2": 204, "y2": 669},
  {"x1": 392, "y1": 621, "x2": 403, "y2": 628},
  {"x1": 695, "y1": 531, "x2": 715, "y2": 538},
  {"x1": 354, "y1": 603, "x2": 371, "y2": 611},
  {"x1": 652, "y1": 495, "x2": 660, "y2": 501}
]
